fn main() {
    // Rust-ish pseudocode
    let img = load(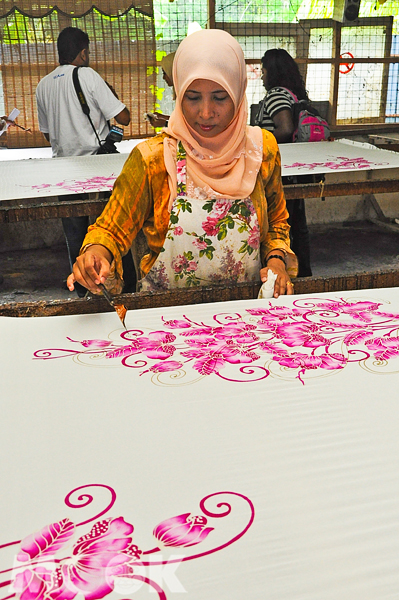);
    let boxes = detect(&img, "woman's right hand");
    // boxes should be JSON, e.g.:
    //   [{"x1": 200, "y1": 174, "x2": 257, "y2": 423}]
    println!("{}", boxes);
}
[{"x1": 67, "y1": 245, "x2": 113, "y2": 294}]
